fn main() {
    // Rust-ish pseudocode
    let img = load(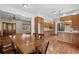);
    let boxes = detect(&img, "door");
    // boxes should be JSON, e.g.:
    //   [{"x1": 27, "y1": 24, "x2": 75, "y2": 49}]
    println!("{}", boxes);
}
[{"x1": 3, "y1": 22, "x2": 16, "y2": 36}]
